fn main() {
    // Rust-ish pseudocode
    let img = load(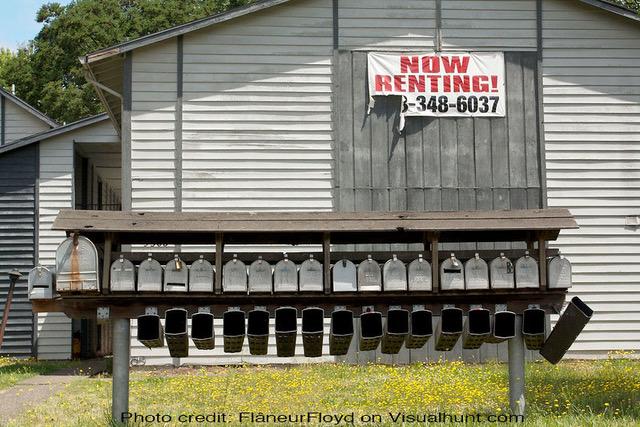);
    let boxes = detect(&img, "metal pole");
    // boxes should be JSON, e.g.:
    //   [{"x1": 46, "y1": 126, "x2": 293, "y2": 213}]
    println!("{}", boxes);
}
[
  {"x1": 508, "y1": 315, "x2": 526, "y2": 416},
  {"x1": 112, "y1": 317, "x2": 130, "y2": 424}
]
